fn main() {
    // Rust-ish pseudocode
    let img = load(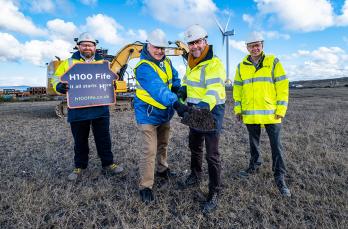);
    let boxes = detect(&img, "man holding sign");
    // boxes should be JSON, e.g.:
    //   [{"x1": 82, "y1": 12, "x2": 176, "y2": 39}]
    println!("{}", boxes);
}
[{"x1": 52, "y1": 32, "x2": 123, "y2": 181}]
